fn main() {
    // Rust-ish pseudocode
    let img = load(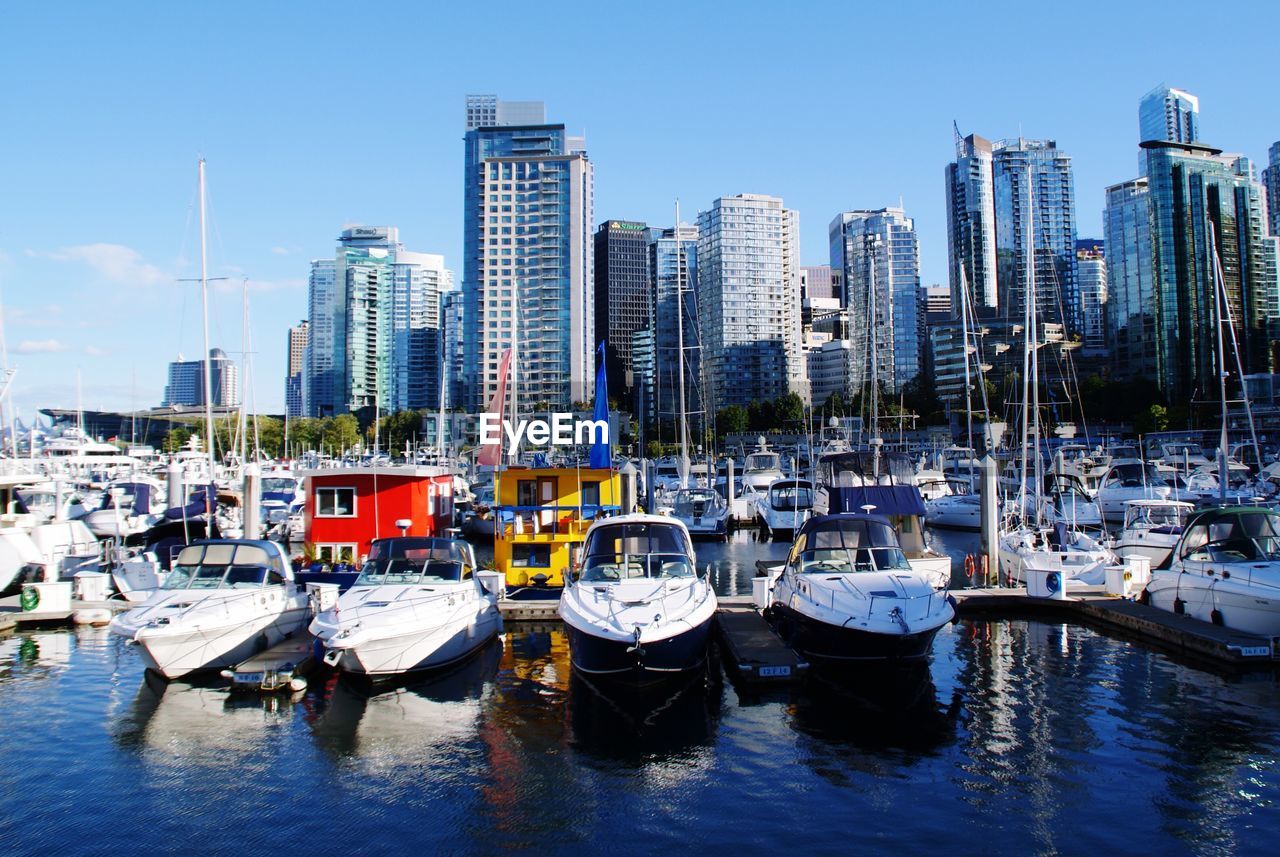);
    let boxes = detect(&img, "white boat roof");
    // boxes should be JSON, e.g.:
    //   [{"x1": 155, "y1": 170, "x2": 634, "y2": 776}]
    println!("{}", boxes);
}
[{"x1": 1124, "y1": 498, "x2": 1195, "y2": 508}]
